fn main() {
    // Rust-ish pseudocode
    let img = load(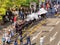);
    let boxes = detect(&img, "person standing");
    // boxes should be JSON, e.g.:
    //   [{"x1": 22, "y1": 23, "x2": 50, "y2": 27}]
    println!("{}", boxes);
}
[
  {"x1": 6, "y1": 8, "x2": 13, "y2": 22},
  {"x1": 19, "y1": 7, "x2": 24, "y2": 20},
  {"x1": 26, "y1": 35, "x2": 31, "y2": 45},
  {"x1": 9, "y1": 28, "x2": 14, "y2": 37},
  {"x1": 19, "y1": 35, "x2": 23, "y2": 45},
  {"x1": 13, "y1": 15, "x2": 17, "y2": 27},
  {"x1": 14, "y1": 40, "x2": 18, "y2": 45},
  {"x1": 2, "y1": 34, "x2": 6, "y2": 45},
  {"x1": 46, "y1": 1, "x2": 50, "y2": 10},
  {"x1": 6, "y1": 36, "x2": 11, "y2": 45},
  {"x1": 40, "y1": 36, "x2": 45, "y2": 45},
  {"x1": 15, "y1": 22, "x2": 19, "y2": 33}
]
